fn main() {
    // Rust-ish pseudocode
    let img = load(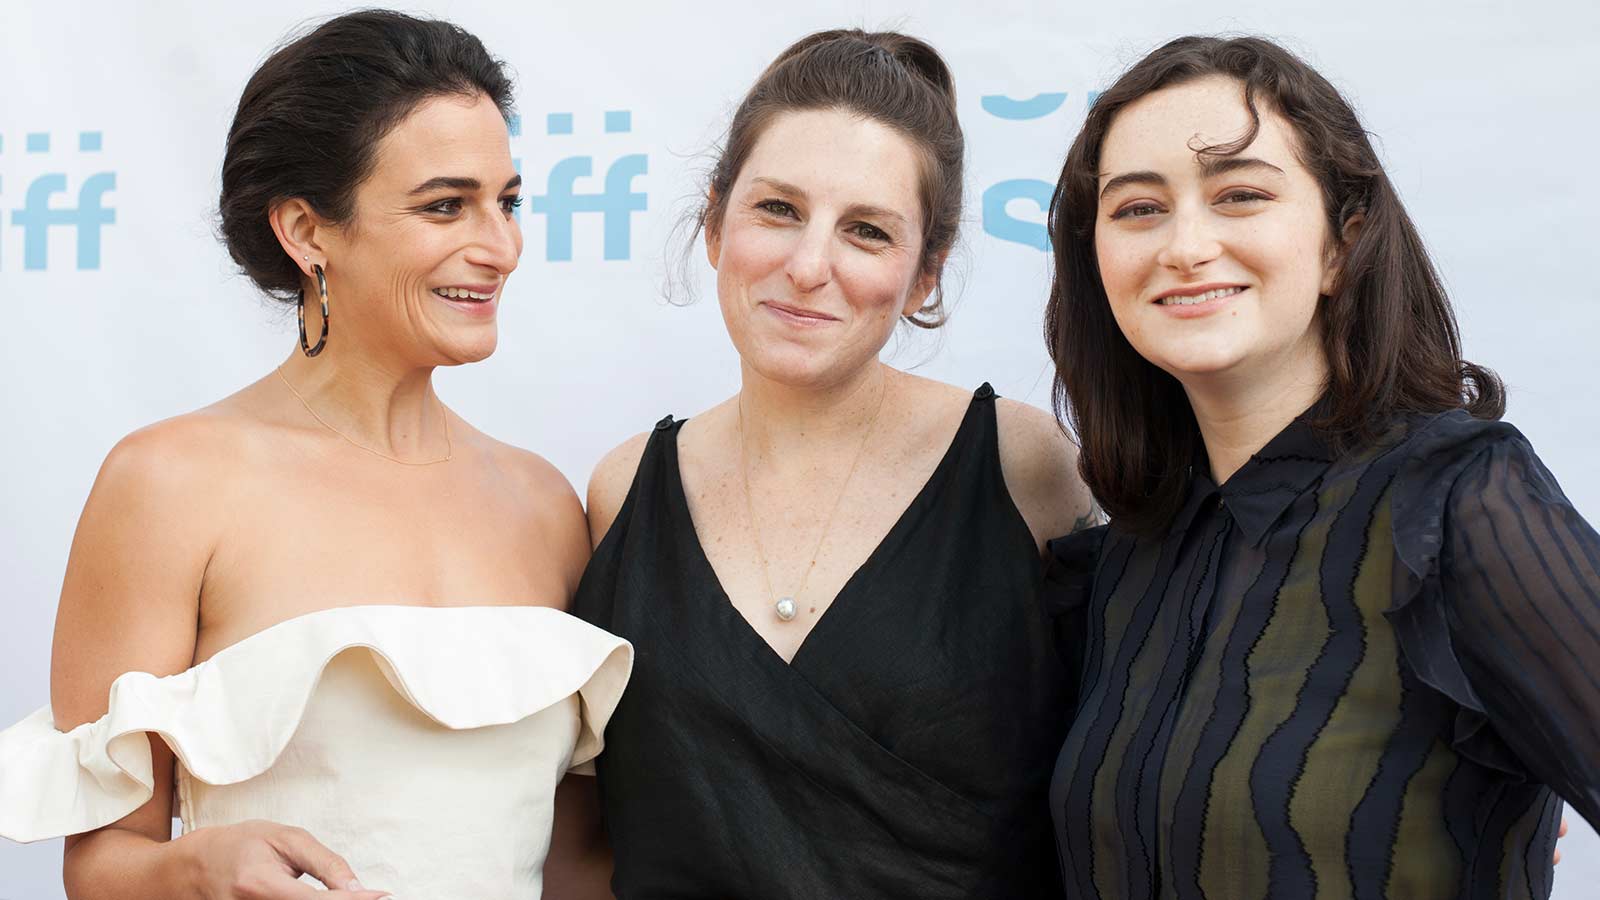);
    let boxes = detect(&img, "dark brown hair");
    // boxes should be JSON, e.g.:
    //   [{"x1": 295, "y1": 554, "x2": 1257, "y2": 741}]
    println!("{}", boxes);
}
[
  {"x1": 1045, "y1": 35, "x2": 1503, "y2": 536},
  {"x1": 219, "y1": 9, "x2": 514, "y2": 301},
  {"x1": 695, "y1": 29, "x2": 964, "y2": 328}
]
